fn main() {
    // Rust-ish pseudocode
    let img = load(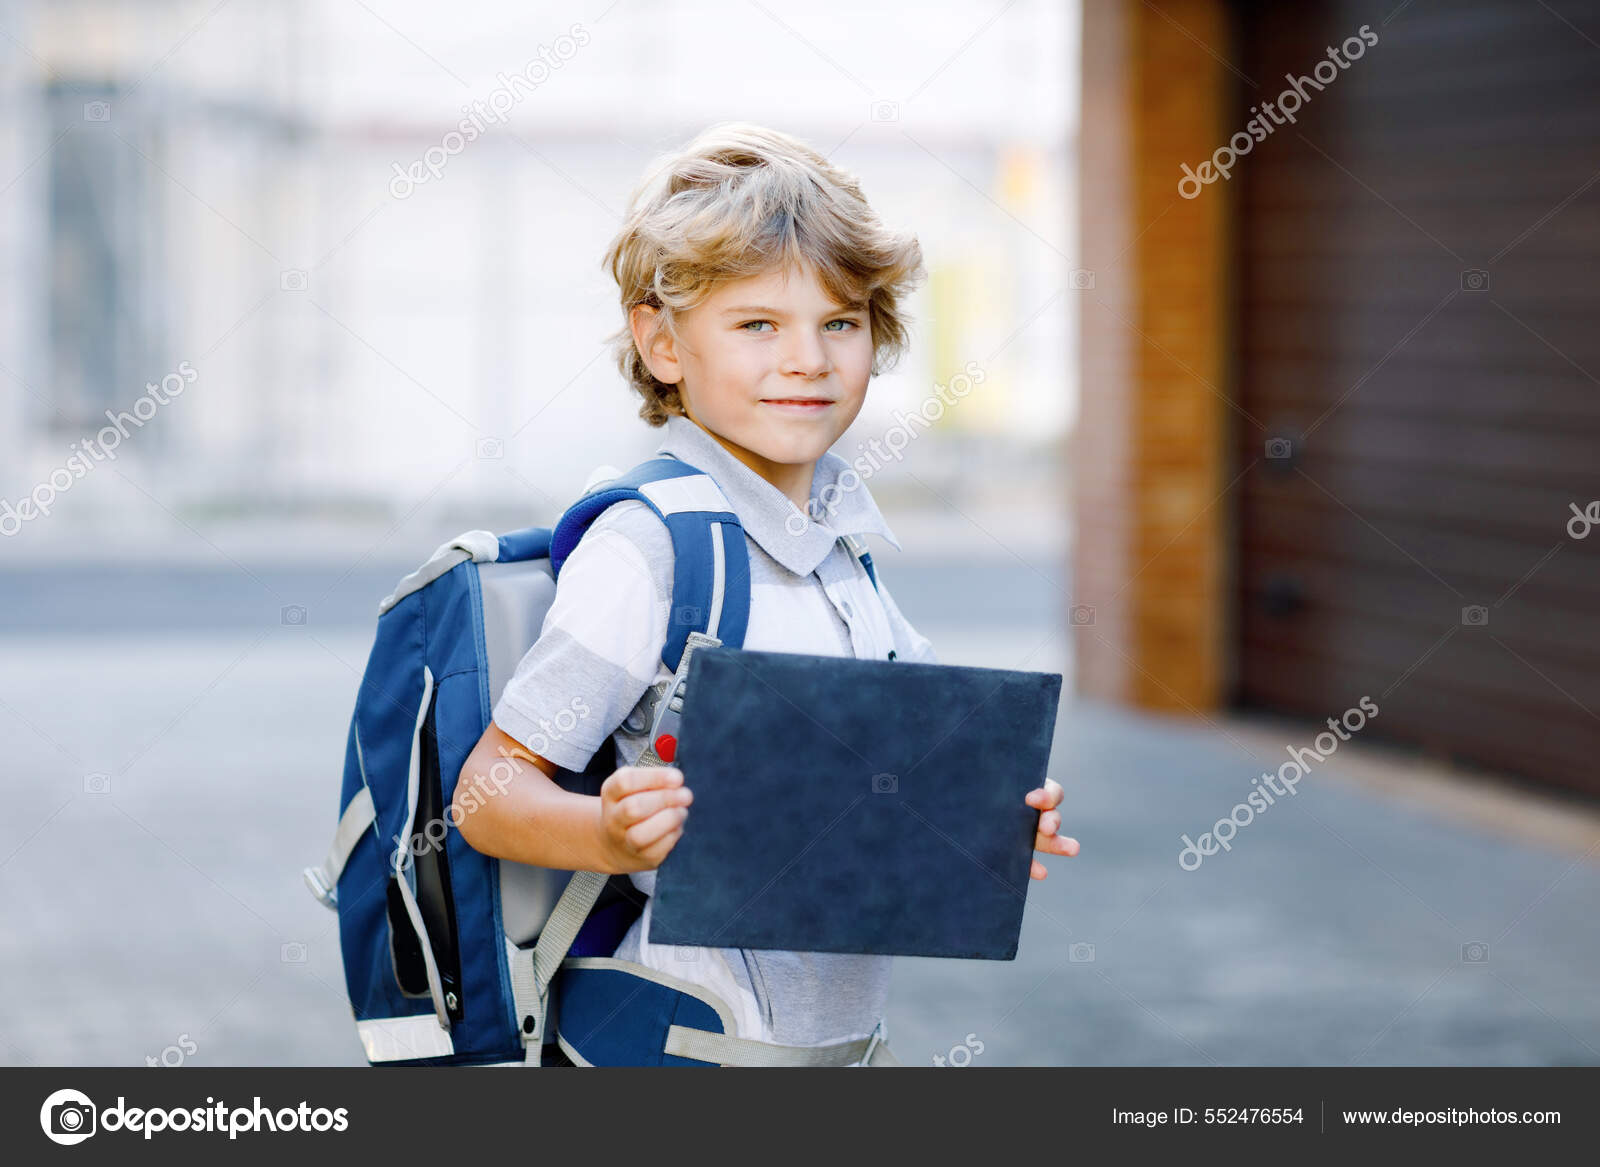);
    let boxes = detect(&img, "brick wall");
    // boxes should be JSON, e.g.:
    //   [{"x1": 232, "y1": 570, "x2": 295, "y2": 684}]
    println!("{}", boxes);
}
[{"x1": 1074, "y1": 0, "x2": 1231, "y2": 711}]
